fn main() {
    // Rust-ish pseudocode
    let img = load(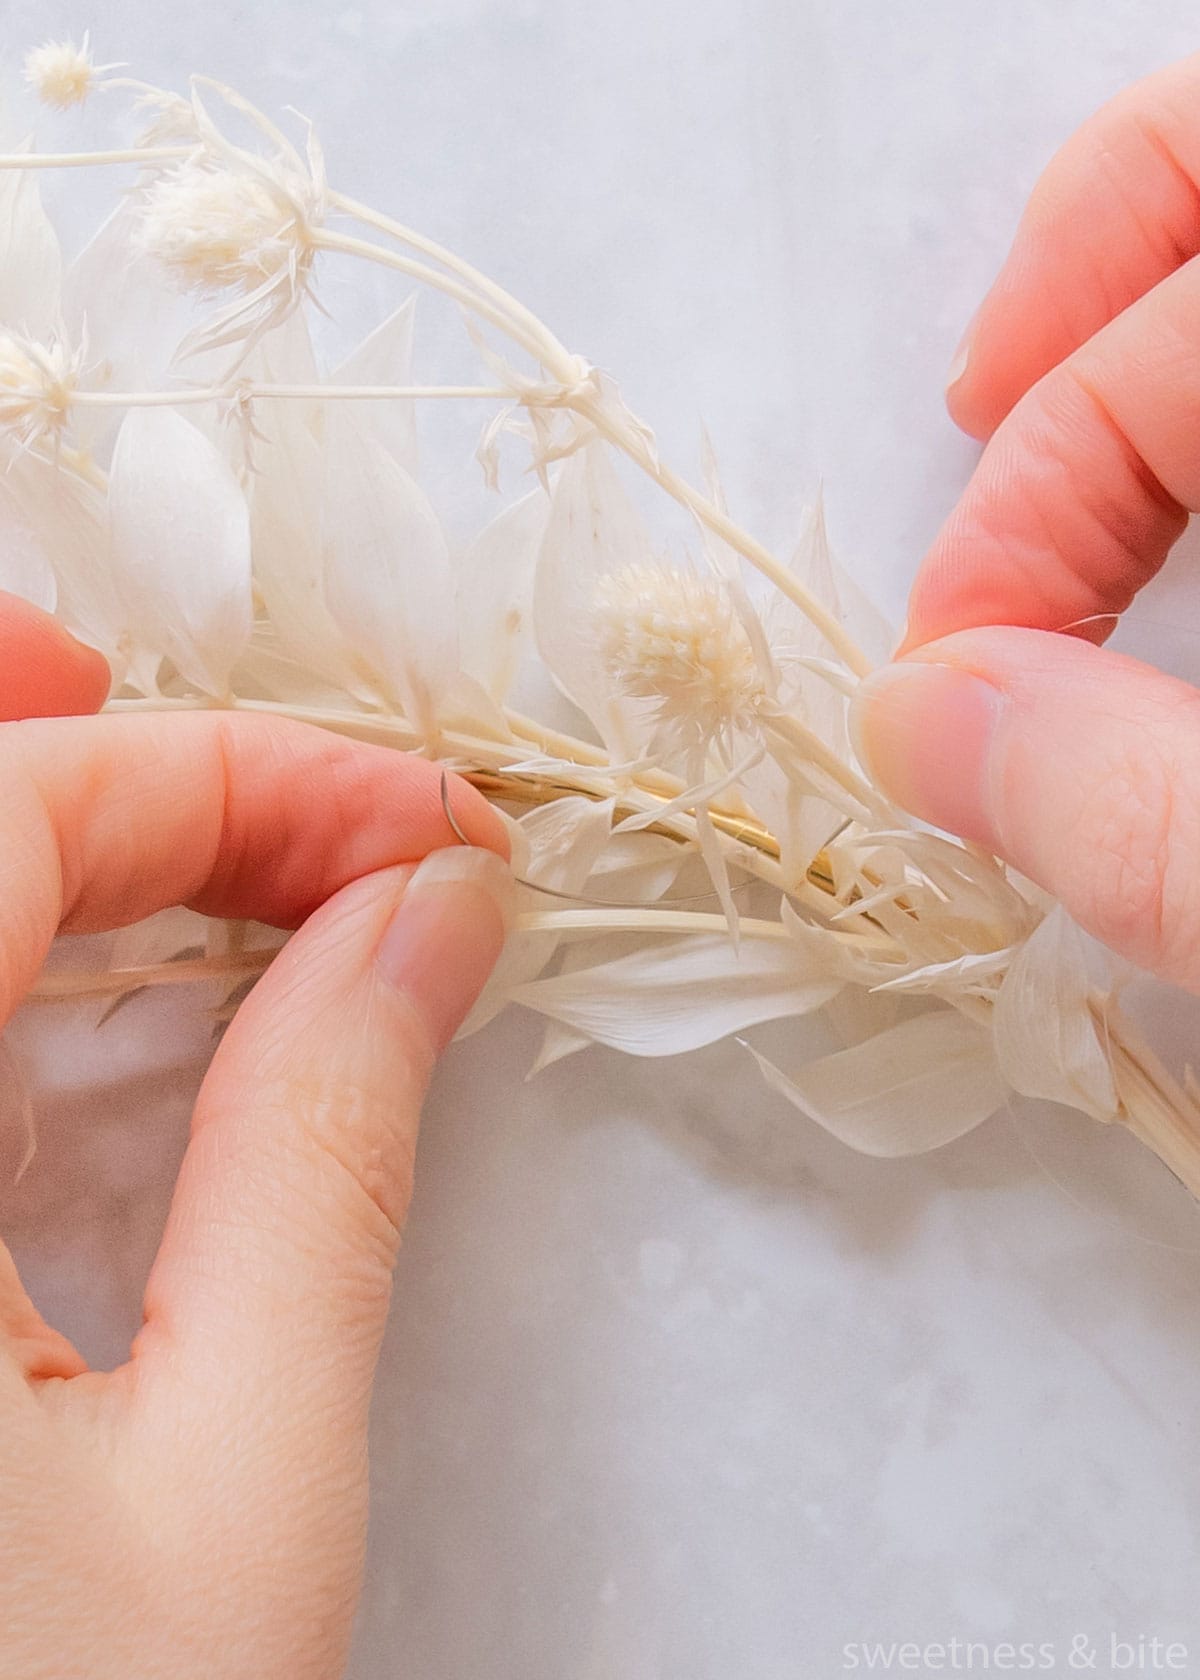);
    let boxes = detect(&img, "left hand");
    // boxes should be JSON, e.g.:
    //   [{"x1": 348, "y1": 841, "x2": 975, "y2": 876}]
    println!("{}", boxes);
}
[{"x1": 0, "y1": 594, "x2": 511, "y2": 1680}]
